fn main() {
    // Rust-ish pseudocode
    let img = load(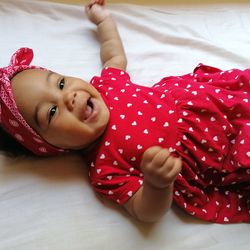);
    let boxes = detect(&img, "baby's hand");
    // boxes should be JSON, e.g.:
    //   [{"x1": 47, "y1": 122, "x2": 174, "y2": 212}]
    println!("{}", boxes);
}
[
  {"x1": 85, "y1": 0, "x2": 109, "y2": 25},
  {"x1": 140, "y1": 146, "x2": 182, "y2": 189}
]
